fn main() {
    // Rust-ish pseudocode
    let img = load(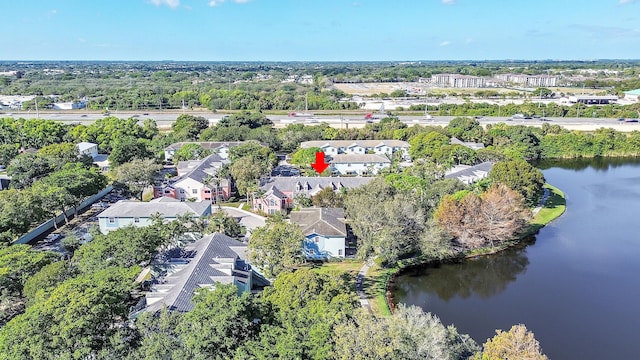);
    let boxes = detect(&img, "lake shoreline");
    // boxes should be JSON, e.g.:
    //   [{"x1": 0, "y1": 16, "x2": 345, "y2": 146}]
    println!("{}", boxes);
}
[{"x1": 383, "y1": 183, "x2": 566, "y2": 315}]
